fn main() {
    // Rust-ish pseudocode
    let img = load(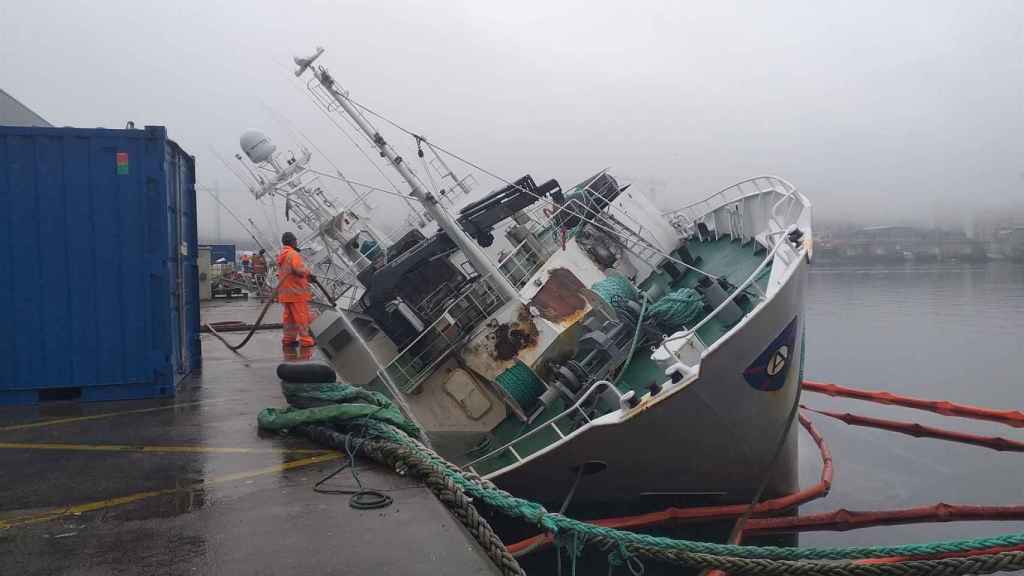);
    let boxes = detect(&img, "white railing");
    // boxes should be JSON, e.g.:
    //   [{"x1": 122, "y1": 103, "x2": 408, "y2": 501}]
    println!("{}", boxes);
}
[
  {"x1": 377, "y1": 200, "x2": 581, "y2": 394},
  {"x1": 499, "y1": 238, "x2": 545, "y2": 288},
  {"x1": 492, "y1": 202, "x2": 579, "y2": 287},
  {"x1": 464, "y1": 380, "x2": 622, "y2": 474},
  {"x1": 661, "y1": 225, "x2": 793, "y2": 352},
  {"x1": 659, "y1": 177, "x2": 809, "y2": 355},
  {"x1": 380, "y1": 277, "x2": 507, "y2": 393},
  {"x1": 662, "y1": 176, "x2": 797, "y2": 236}
]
